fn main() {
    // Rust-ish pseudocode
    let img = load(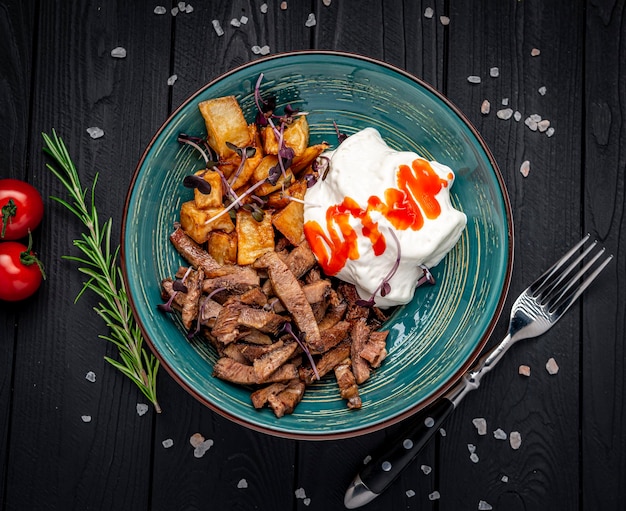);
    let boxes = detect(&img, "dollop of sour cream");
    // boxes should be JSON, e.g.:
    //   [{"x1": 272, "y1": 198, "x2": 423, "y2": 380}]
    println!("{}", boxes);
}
[{"x1": 303, "y1": 128, "x2": 467, "y2": 308}]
